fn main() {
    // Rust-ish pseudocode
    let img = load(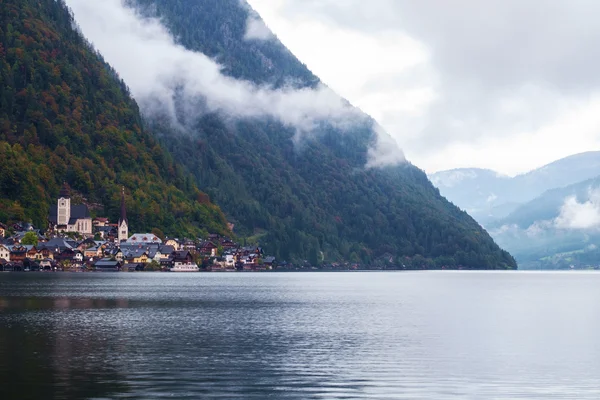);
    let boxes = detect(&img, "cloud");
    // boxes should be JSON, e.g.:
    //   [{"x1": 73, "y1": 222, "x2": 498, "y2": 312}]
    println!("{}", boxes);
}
[
  {"x1": 239, "y1": 0, "x2": 275, "y2": 40},
  {"x1": 247, "y1": 0, "x2": 600, "y2": 175},
  {"x1": 554, "y1": 188, "x2": 600, "y2": 230},
  {"x1": 65, "y1": 0, "x2": 404, "y2": 167},
  {"x1": 366, "y1": 125, "x2": 406, "y2": 168}
]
